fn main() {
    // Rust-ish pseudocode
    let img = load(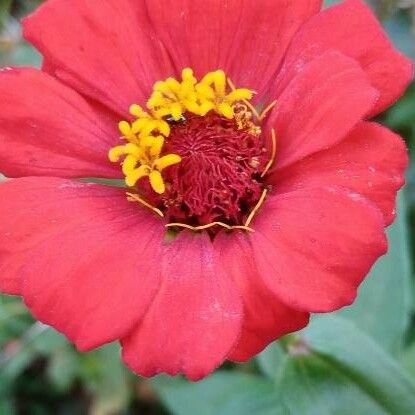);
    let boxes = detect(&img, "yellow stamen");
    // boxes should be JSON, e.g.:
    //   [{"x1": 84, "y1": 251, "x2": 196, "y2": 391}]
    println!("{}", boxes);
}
[
  {"x1": 198, "y1": 70, "x2": 255, "y2": 119},
  {"x1": 228, "y1": 77, "x2": 260, "y2": 119},
  {"x1": 259, "y1": 100, "x2": 277, "y2": 121},
  {"x1": 118, "y1": 121, "x2": 137, "y2": 142},
  {"x1": 195, "y1": 83, "x2": 216, "y2": 100},
  {"x1": 242, "y1": 99, "x2": 260, "y2": 119},
  {"x1": 122, "y1": 155, "x2": 140, "y2": 176},
  {"x1": 149, "y1": 170, "x2": 165, "y2": 194},
  {"x1": 217, "y1": 102, "x2": 234, "y2": 119},
  {"x1": 201, "y1": 70, "x2": 226, "y2": 95},
  {"x1": 129, "y1": 104, "x2": 149, "y2": 118},
  {"x1": 227, "y1": 78, "x2": 236, "y2": 91},
  {"x1": 125, "y1": 164, "x2": 150, "y2": 187},
  {"x1": 127, "y1": 192, "x2": 164, "y2": 218},
  {"x1": 148, "y1": 135, "x2": 165, "y2": 157},
  {"x1": 165, "y1": 187, "x2": 269, "y2": 233},
  {"x1": 234, "y1": 103, "x2": 261, "y2": 136},
  {"x1": 226, "y1": 88, "x2": 254, "y2": 102},
  {"x1": 109, "y1": 144, "x2": 141, "y2": 163},
  {"x1": 153, "y1": 154, "x2": 182, "y2": 171},
  {"x1": 165, "y1": 222, "x2": 254, "y2": 233},
  {"x1": 147, "y1": 68, "x2": 200, "y2": 120},
  {"x1": 261, "y1": 128, "x2": 277, "y2": 178},
  {"x1": 245, "y1": 188, "x2": 268, "y2": 227}
]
